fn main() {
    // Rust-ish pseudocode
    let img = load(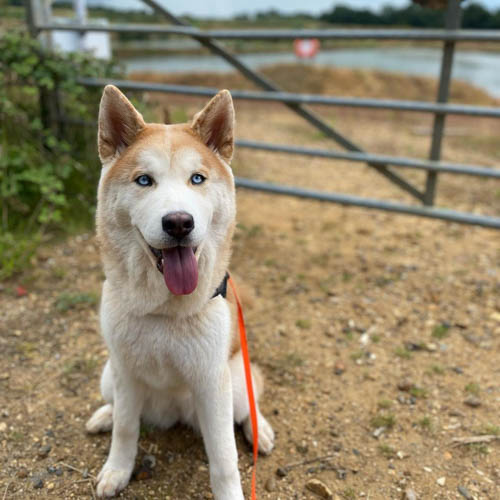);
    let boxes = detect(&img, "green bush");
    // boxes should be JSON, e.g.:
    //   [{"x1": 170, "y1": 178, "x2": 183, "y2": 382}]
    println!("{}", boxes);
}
[{"x1": 0, "y1": 31, "x2": 119, "y2": 278}]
